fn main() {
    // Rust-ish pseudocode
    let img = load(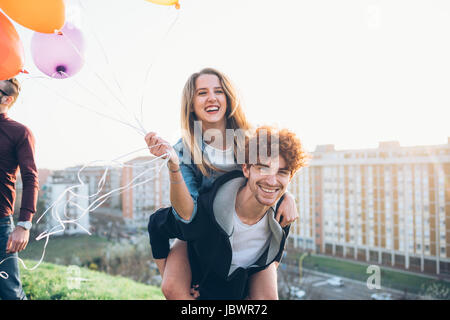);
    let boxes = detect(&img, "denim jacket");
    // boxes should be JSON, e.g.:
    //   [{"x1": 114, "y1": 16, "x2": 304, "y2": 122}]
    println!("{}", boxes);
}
[{"x1": 172, "y1": 138, "x2": 241, "y2": 223}]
